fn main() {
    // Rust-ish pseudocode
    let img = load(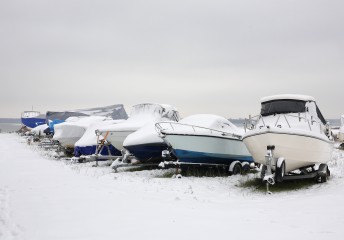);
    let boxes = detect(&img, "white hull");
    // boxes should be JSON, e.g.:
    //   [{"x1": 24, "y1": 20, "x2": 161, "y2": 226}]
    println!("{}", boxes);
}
[
  {"x1": 55, "y1": 137, "x2": 81, "y2": 148},
  {"x1": 163, "y1": 134, "x2": 252, "y2": 163},
  {"x1": 166, "y1": 134, "x2": 250, "y2": 156},
  {"x1": 243, "y1": 129, "x2": 333, "y2": 173},
  {"x1": 106, "y1": 131, "x2": 135, "y2": 150},
  {"x1": 53, "y1": 125, "x2": 86, "y2": 148}
]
